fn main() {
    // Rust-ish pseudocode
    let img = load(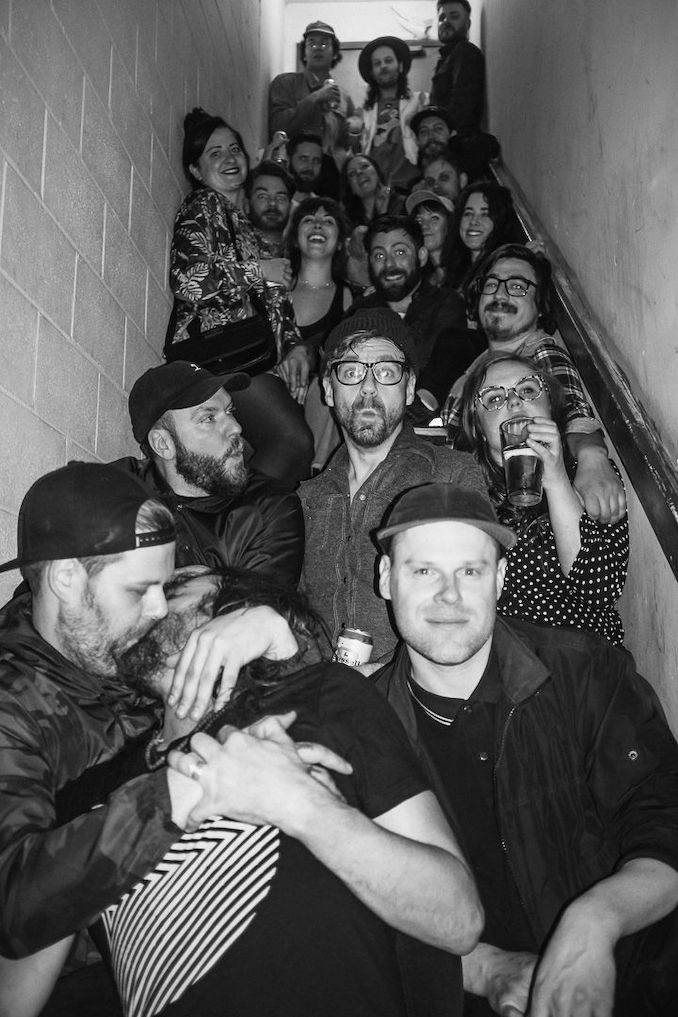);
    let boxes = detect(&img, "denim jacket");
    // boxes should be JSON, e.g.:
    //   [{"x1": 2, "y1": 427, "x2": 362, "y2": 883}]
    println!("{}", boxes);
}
[{"x1": 299, "y1": 424, "x2": 486, "y2": 658}]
